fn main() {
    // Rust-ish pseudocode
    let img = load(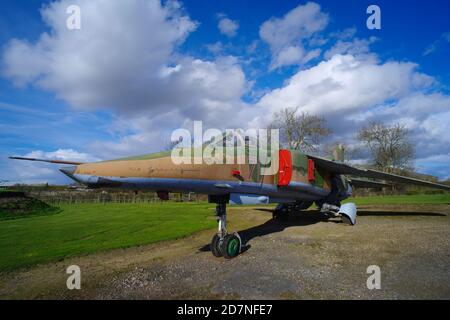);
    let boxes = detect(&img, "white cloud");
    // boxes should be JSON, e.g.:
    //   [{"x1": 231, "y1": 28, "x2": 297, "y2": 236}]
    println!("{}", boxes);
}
[
  {"x1": 206, "y1": 41, "x2": 224, "y2": 54},
  {"x1": 272, "y1": 46, "x2": 304, "y2": 68},
  {"x1": 420, "y1": 110, "x2": 450, "y2": 142},
  {"x1": 259, "y1": 2, "x2": 328, "y2": 69},
  {"x1": 217, "y1": 15, "x2": 239, "y2": 37},
  {"x1": 3, "y1": 0, "x2": 197, "y2": 101},
  {"x1": 24, "y1": 149, "x2": 99, "y2": 163},
  {"x1": 270, "y1": 46, "x2": 321, "y2": 71},
  {"x1": 324, "y1": 37, "x2": 378, "y2": 60},
  {"x1": 2, "y1": 0, "x2": 246, "y2": 124},
  {"x1": 255, "y1": 54, "x2": 434, "y2": 124},
  {"x1": 329, "y1": 27, "x2": 357, "y2": 40}
]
